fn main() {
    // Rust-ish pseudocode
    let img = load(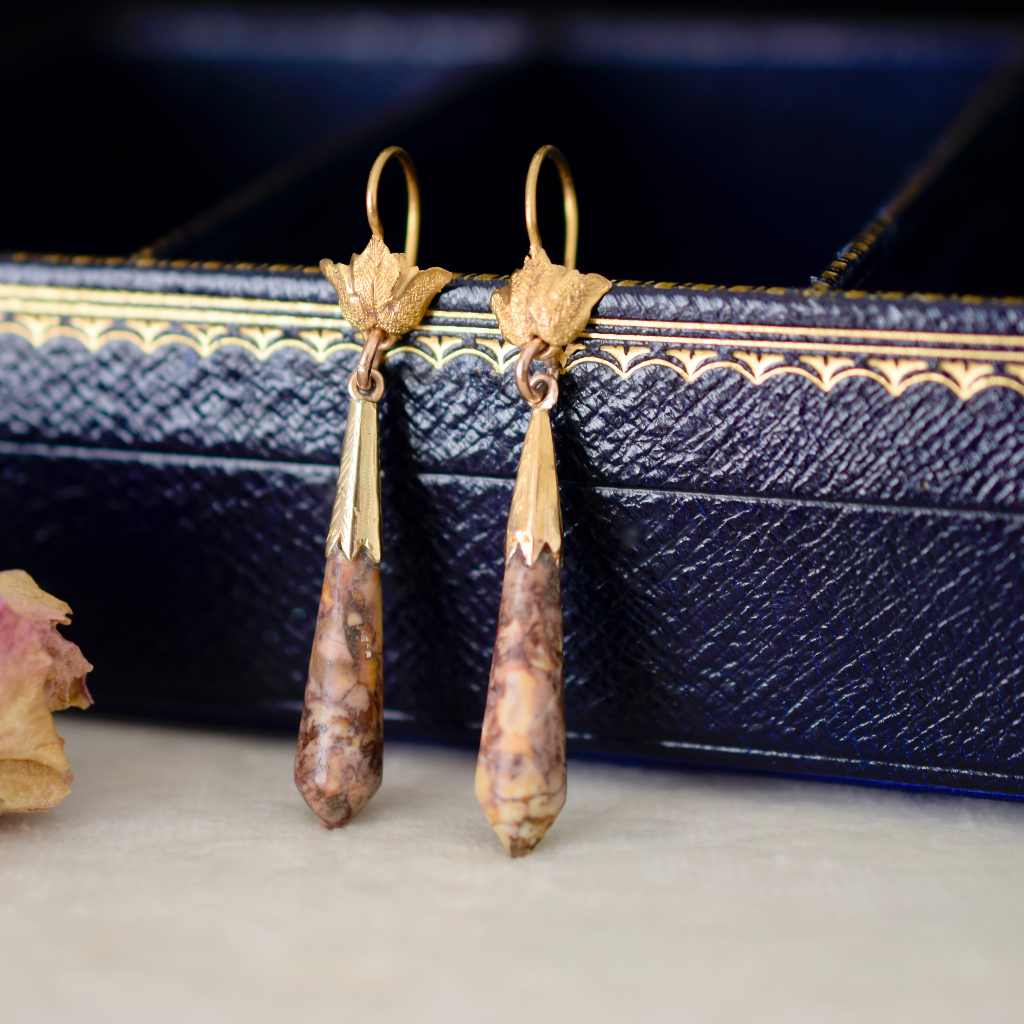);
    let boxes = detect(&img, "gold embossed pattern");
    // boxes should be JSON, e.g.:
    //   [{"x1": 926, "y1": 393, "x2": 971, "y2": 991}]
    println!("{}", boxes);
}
[{"x1": 3, "y1": 283, "x2": 1024, "y2": 401}]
